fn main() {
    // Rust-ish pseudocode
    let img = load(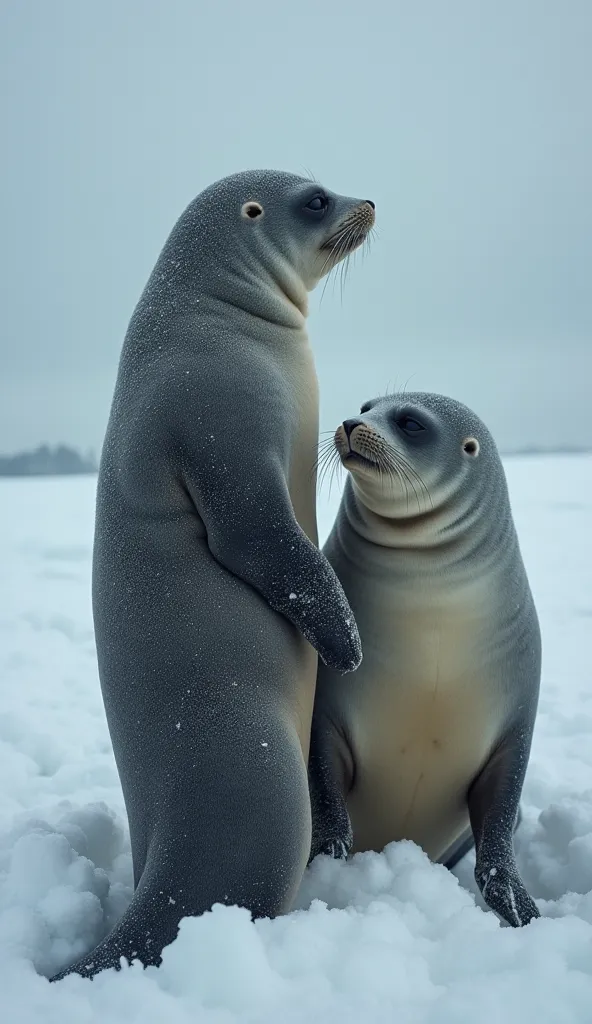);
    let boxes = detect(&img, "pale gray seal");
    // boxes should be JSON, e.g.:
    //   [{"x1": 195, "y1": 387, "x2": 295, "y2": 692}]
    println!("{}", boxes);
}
[
  {"x1": 309, "y1": 392, "x2": 541, "y2": 928},
  {"x1": 51, "y1": 170, "x2": 375, "y2": 980}
]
